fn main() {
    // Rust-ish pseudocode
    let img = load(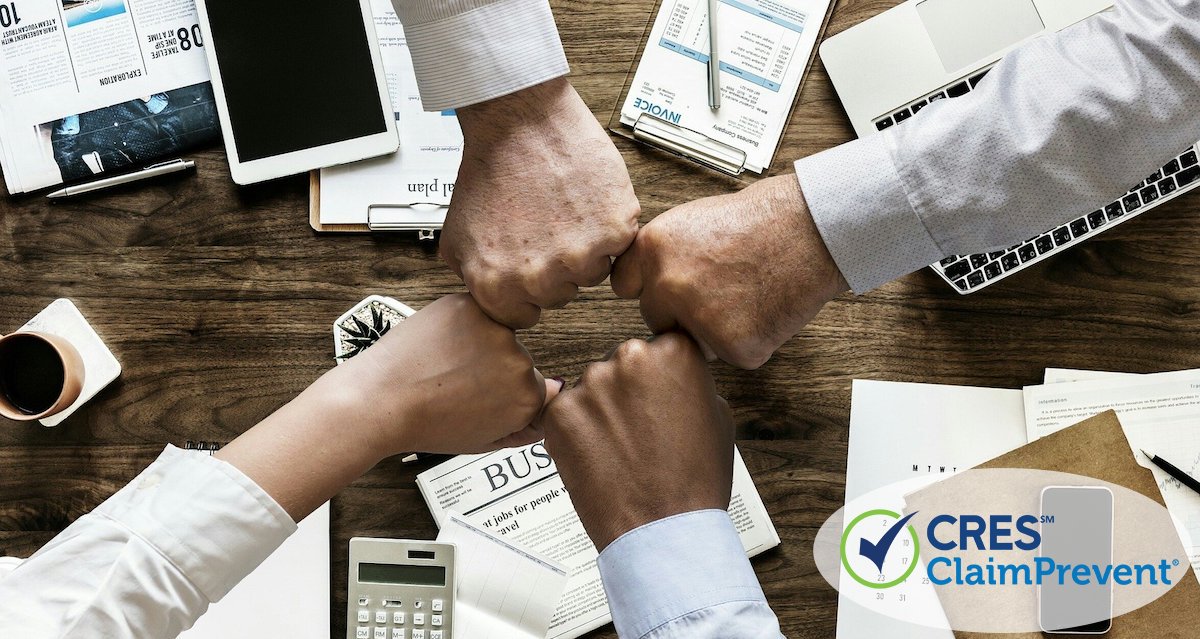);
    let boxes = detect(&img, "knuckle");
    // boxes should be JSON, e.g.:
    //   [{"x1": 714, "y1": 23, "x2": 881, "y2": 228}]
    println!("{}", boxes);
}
[
  {"x1": 578, "y1": 359, "x2": 612, "y2": 387},
  {"x1": 614, "y1": 338, "x2": 650, "y2": 362}
]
